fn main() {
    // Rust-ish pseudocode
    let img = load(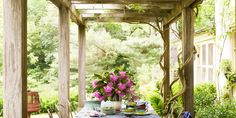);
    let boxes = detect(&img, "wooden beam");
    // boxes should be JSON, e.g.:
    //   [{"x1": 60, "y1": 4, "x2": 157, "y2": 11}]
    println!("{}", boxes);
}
[
  {"x1": 78, "y1": 9, "x2": 170, "y2": 14},
  {"x1": 163, "y1": 3, "x2": 182, "y2": 25},
  {"x1": 182, "y1": 7, "x2": 194, "y2": 117},
  {"x1": 3, "y1": 0, "x2": 27, "y2": 117},
  {"x1": 78, "y1": 24, "x2": 86, "y2": 107},
  {"x1": 58, "y1": 4, "x2": 70, "y2": 118},
  {"x1": 84, "y1": 17, "x2": 157, "y2": 22},
  {"x1": 181, "y1": 0, "x2": 202, "y2": 7},
  {"x1": 163, "y1": 0, "x2": 203, "y2": 25},
  {"x1": 50, "y1": 0, "x2": 70, "y2": 8},
  {"x1": 50, "y1": 0, "x2": 85, "y2": 25},
  {"x1": 71, "y1": 0, "x2": 180, "y2": 4},
  {"x1": 163, "y1": 24, "x2": 170, "y2": 105},
  {"x1": 73, "y1": 3, "x2": 176, "y2": 10},
  {"x1": 81, "y1": 12, "x2": 168, "y2": 18},
  {"x1": 71, "y1": 5, "x2": 85, "y2": 24}
]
